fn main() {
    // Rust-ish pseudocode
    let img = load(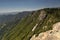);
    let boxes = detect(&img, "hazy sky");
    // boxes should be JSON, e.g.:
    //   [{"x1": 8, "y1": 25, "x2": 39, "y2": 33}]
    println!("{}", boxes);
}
[{"x1": 0, "y1": 0, "x2": 60, "y2": 13}]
